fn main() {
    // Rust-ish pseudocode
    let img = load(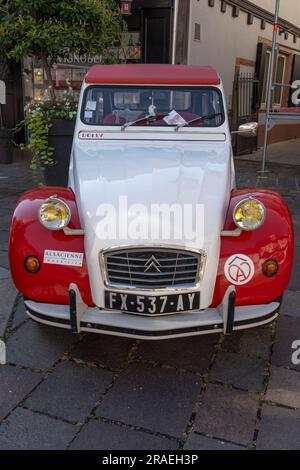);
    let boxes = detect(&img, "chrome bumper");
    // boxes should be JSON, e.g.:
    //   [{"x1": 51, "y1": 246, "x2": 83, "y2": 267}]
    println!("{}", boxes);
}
[{"x1": 25, "y1": 287, "x2": 280, "y2": 340}]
